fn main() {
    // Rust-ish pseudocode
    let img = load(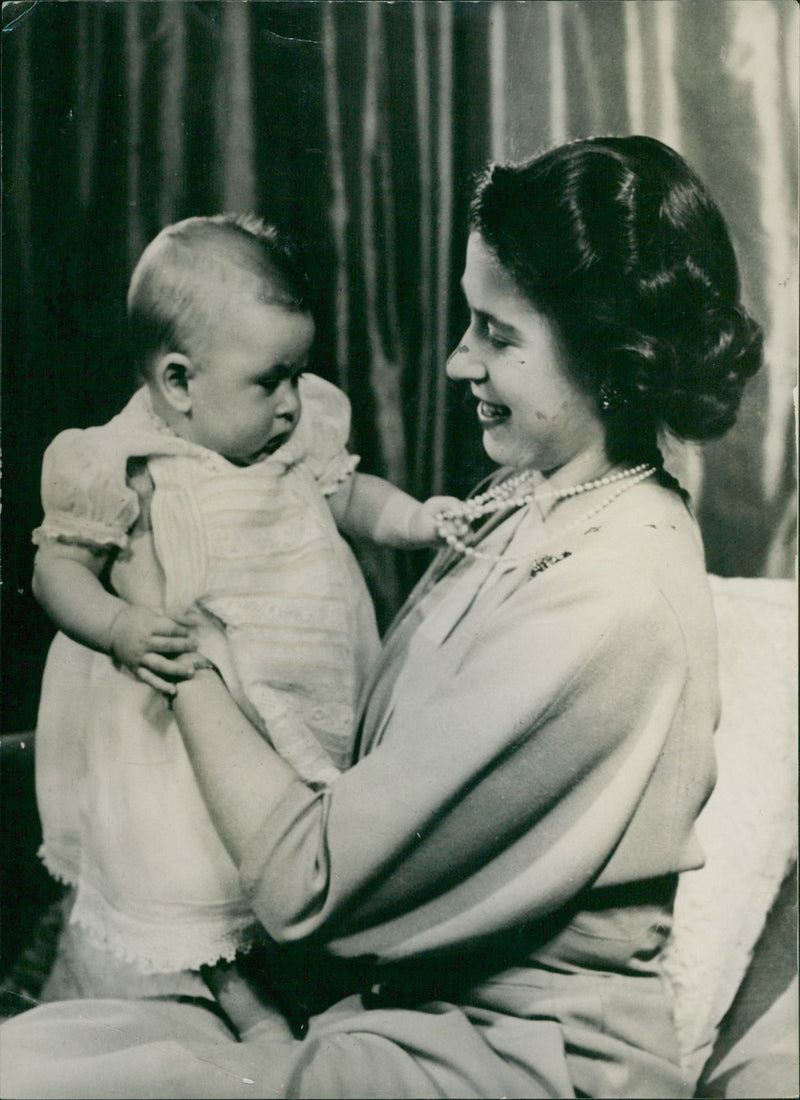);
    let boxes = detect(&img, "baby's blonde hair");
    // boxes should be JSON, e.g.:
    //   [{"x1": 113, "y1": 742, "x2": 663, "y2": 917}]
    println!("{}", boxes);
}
[{"x1": 127, "y1": 214, "x2": 311, "y2": 378}]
